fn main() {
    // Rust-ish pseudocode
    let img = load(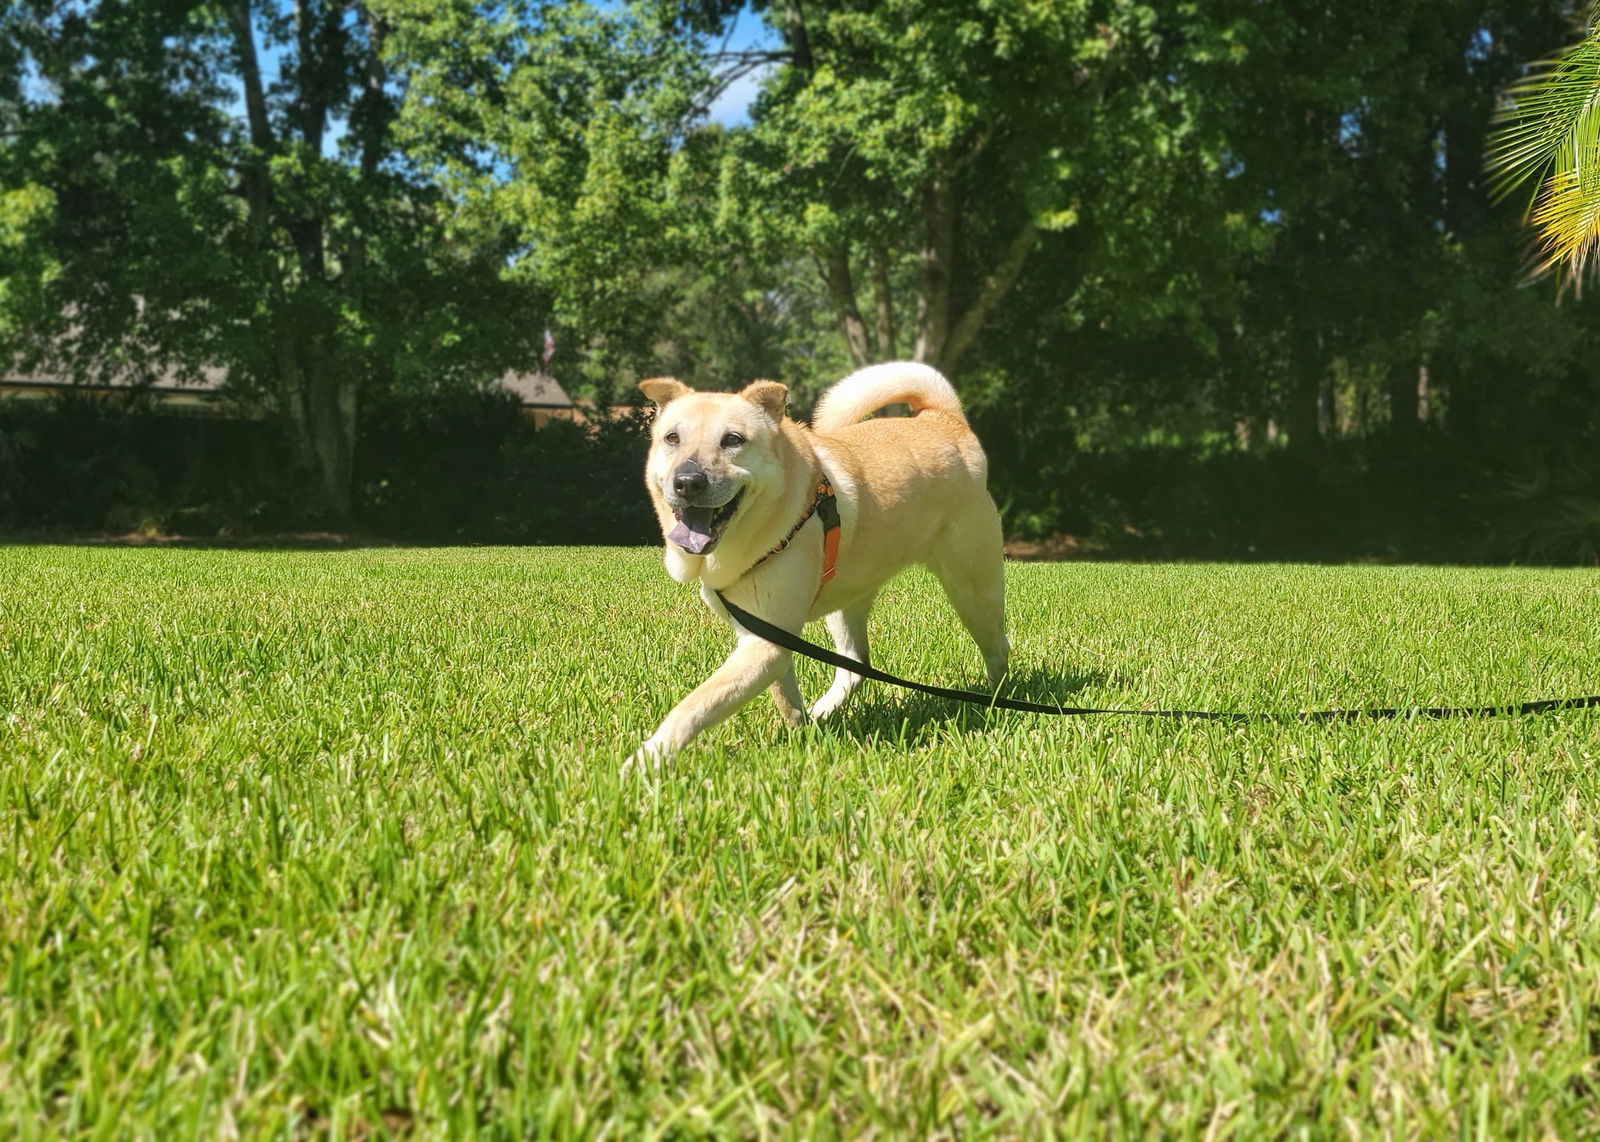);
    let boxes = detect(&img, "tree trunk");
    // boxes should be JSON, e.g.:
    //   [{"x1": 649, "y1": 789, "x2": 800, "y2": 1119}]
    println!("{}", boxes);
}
[
  {"x1": 274, "y1": 327, "x2": 356, "y2": 519},
  {"x1": 1442, "y1": 365, "x2": 1477, "y2": 440},
  {"x1": 225, "y1": 0, "x2": 273, "y2": 158},
  {"x1": 228, "y1": 0, "x2": 355, "y2": 520},
  {"x1": 274, "y1": 332, "x2": 314, "y2": 484},
  {"x1": 780, "y1": 0, "x2": 813, "y2": 73},
  {"x1": 307, "y1": 359, "x2": 357, "y2": 519},
  {"x1": 819, "y1": 244, "x2": 873, "y2": 367},
  {"x1": 1387, "y1": 363, "x2": 1419, "y2": 437},
  {"x1": 352, "y1": 3, "x2": 393, "y2": 181},
  {"x1": 913, "y1": 170, "x2": 956, "y2": 367},
  {"x1": 910, "y1": 166, "x2": 1038, "y2": 375},
  {"x1": 1286, "y1": 329, "x2": 1324, "y2": 456},
  {"x1": 870, "y1": 245, "x2": 896, "y2": 359}
]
